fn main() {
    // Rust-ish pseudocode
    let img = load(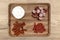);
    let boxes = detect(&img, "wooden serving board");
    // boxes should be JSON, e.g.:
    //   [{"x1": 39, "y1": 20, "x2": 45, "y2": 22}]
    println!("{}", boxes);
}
[{"x1": 9, "y1": 3, "x2": 50, "y2": 37}]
